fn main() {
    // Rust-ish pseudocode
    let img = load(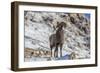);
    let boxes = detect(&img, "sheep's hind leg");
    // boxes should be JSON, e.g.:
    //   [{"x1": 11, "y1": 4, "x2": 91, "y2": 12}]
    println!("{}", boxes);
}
[{"x1": 50, "y1": 46, "x2": 53, "y2": 57}]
